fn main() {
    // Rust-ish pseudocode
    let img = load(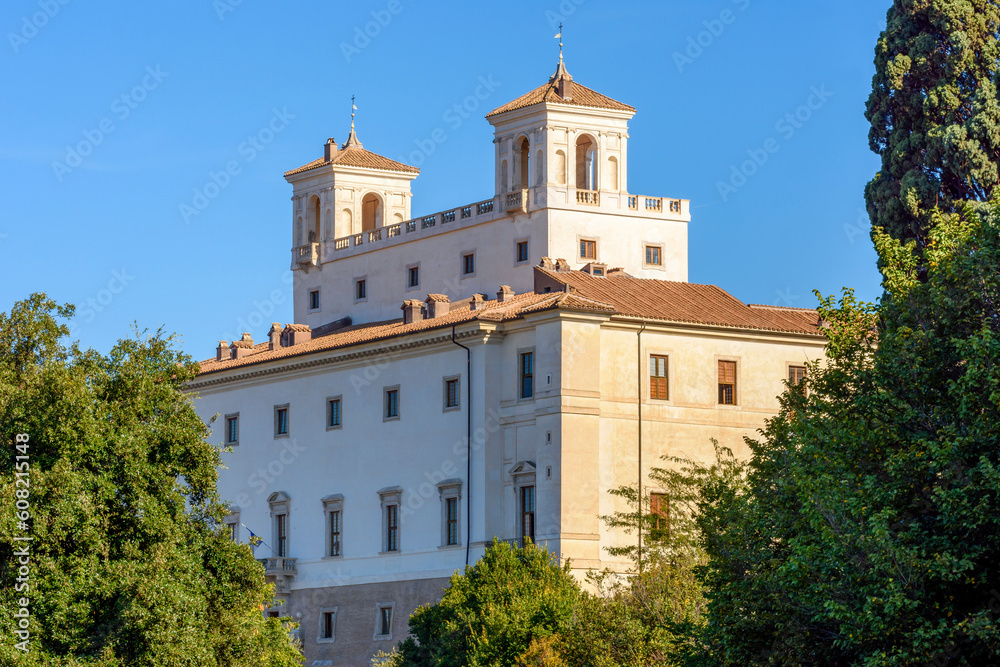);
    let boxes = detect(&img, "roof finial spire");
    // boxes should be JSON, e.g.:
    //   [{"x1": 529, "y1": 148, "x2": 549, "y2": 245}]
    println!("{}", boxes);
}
[
  {"x1": 344, "y1": 95, "x2": 362, "y2": 149},
  {"x1": 556, "y1": 23, "x2": 563, "y2": 64}
]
